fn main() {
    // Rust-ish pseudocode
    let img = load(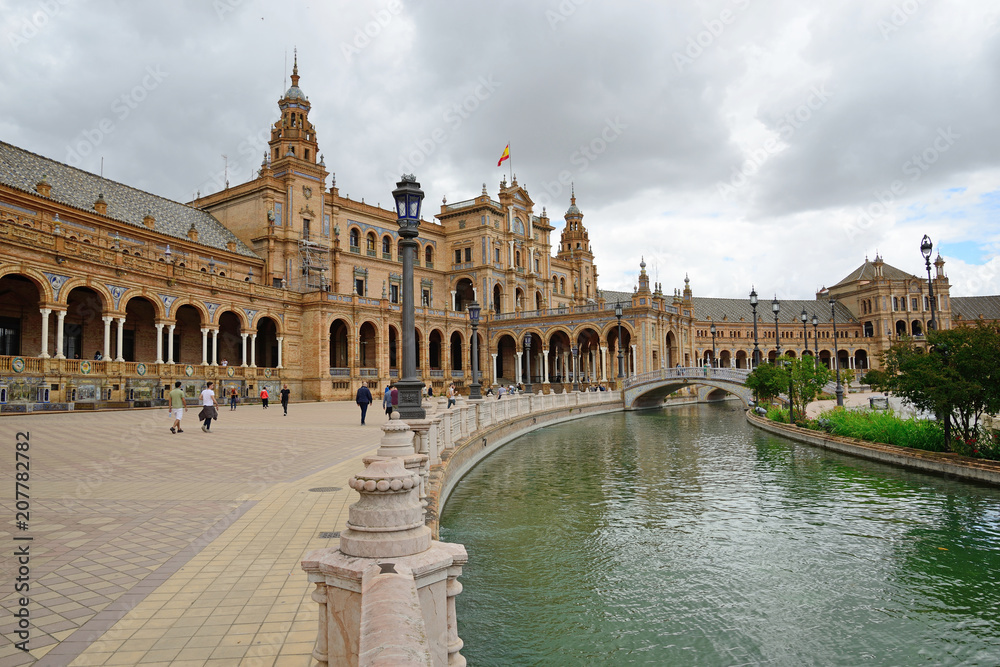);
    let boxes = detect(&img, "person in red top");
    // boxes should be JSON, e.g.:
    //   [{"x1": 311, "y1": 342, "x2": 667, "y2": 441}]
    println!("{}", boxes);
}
[{"x1": 260, "y1": 387, "x2": 269, "y2": 409}]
